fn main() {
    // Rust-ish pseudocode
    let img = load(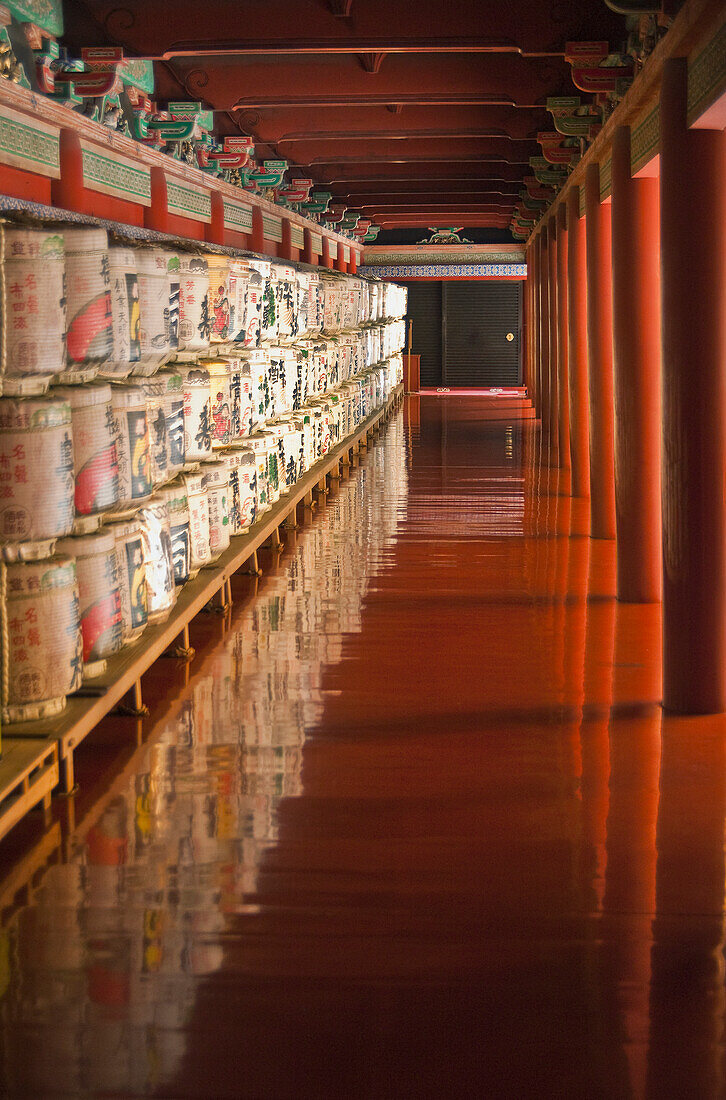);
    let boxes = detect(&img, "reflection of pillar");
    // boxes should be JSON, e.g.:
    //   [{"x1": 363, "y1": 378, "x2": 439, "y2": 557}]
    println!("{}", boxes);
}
[
  {"x1": 611, "y1": 125, "x2": 662, "y2": 604},
  {"x1": 660, "y1": 58, "x2": 726, "y2": 714},
  {"x1": 648, "y1": 716, "x2": 726, "y2": 1097},
  {"x1": 547, "y1": 217, "x2": 560, "y2": 465},
  {"x1": 556, "y1": 203, "x2": 570, "y2": 474},
  {"x1": 585, "y1": 164, "x2": 616, "y2": 539},
  {"x1": 566, "y1": 186, "x2": 590, "y2": 498},
  {"x1": 539, "y1": 224, "x2": 552, "y2": 449}
]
